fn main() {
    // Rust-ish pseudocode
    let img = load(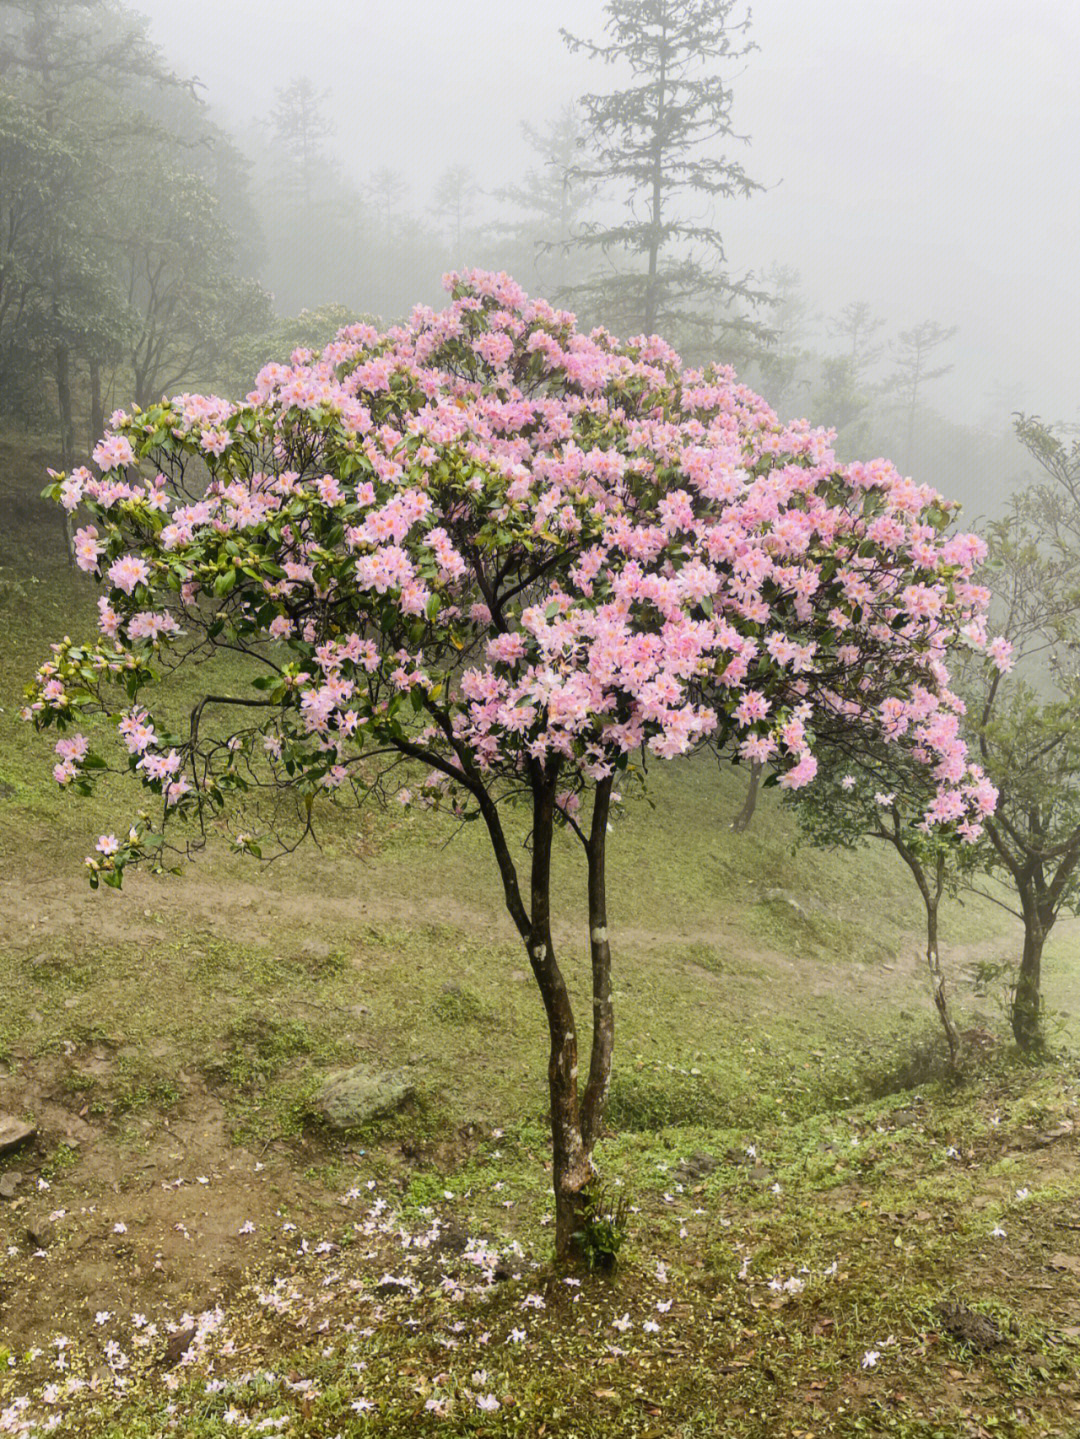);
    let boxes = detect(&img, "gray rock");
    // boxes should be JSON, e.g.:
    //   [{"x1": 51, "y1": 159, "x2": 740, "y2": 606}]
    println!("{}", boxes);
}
[
  {"x1": 762, "y1": 888, "x2": 807, "y2": 917},
  {"x1": 0, "y1": 1118, "x2": 36, "y2": 1157},
  {"x1": 314, "y1": 1065, "x2": 416, "y2": 1130},
  {"x1": 0, "y1": 1171, "x2": 22, "y2": 1200},
  {"x1": 674, "y1": 1152, "x2": 720, "y2": 1182}
]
